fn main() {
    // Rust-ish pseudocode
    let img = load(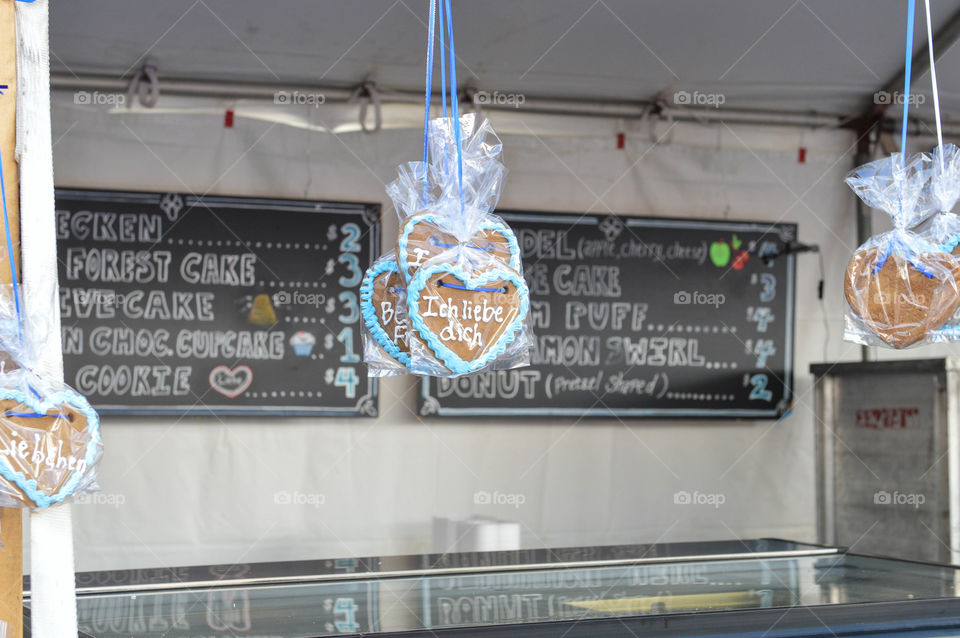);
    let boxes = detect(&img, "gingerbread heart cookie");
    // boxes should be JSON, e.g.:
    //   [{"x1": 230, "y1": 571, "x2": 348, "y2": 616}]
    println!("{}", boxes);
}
[
  {"x1": 396, "y1": 212, "x2": 521, "y2": 282},
  {"x1": 0, "y1": 387, "x2": 101, "y2": 508},
  {"x1": 406, "y1": 263, "x2": 529, "y2": 374},
  {"x1": 360, "y1": 259, "x2": 410, "y2": 366},
  {"x1": 844, "y1": 247, "x2": 960, "y2": 348}
]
